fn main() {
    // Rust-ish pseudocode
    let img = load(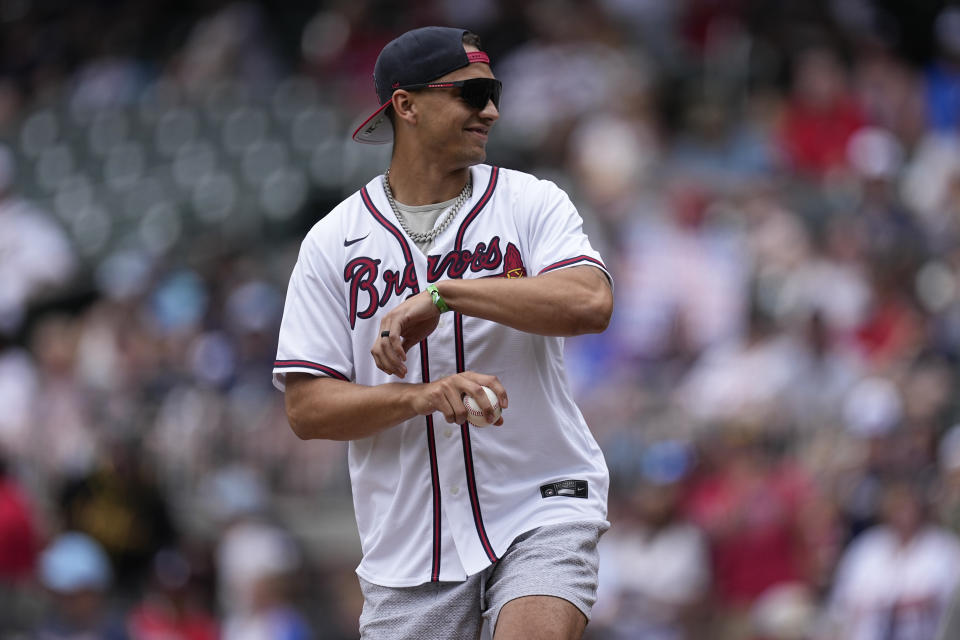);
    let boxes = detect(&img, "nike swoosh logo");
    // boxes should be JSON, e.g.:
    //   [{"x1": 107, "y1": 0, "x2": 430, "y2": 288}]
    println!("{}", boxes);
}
[{"x1": 344, "y1": 233, "x2": 370, "y2": 247}]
